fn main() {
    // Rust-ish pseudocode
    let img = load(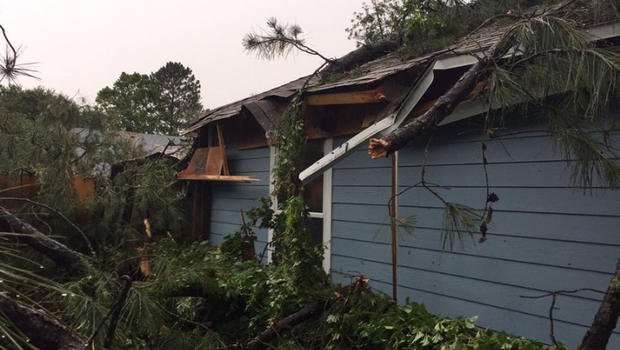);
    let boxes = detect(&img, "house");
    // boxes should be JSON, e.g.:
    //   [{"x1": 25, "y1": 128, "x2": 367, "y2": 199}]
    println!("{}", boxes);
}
[{"x1": 178, "y1": 20, "x2": 620, "y2": 347}]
